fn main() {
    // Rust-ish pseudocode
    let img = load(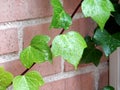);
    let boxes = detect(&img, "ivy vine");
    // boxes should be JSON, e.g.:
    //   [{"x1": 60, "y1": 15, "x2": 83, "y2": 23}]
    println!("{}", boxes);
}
[{"x1": 0, "y1": 0, "x2": 120, "y2": 90}]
